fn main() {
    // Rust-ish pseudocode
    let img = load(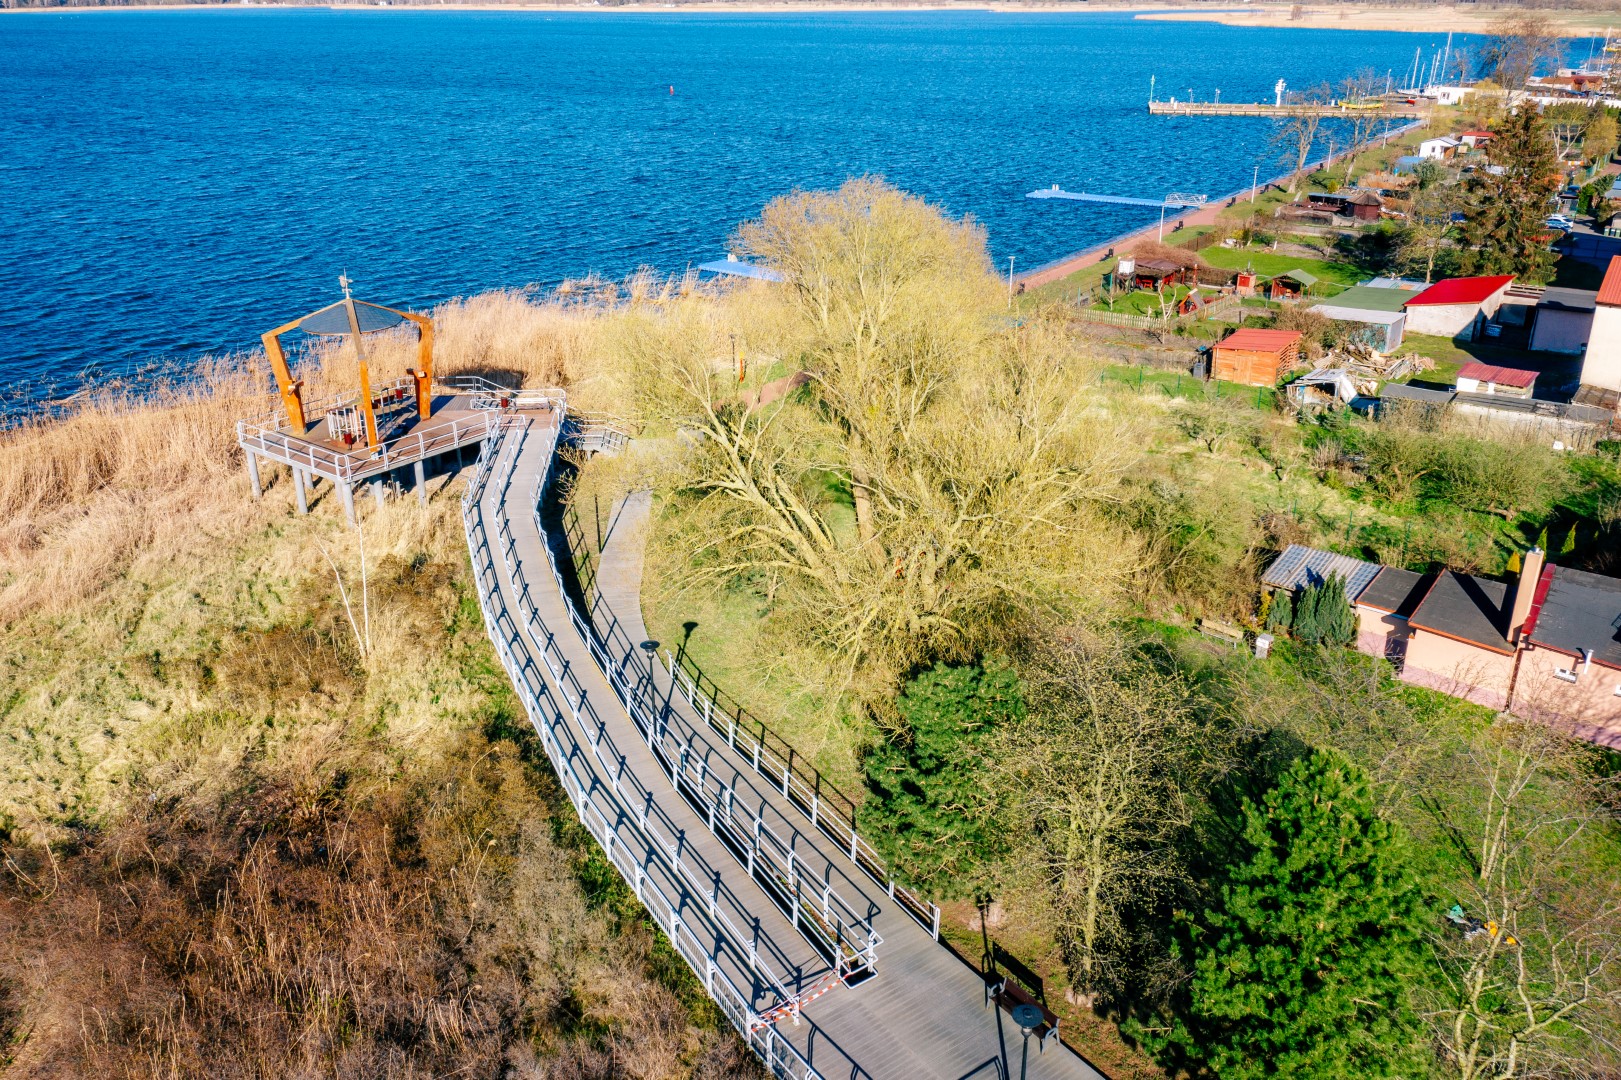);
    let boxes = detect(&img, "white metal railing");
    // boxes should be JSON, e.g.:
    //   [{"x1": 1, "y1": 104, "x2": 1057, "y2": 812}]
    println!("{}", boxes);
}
[
  {"x1": 238, "y1": 383, "x2": 567, "y2": 485},
  {"x1": 524, "y1": 427, "x2": 881, "y2": 981},
  {"x1": 658, "y1": 651, "x2": 942, "y2": 942},
  {"x1": 238, "y1": 408, "x2": 500, "y2": 483},
  {"x1": 489, "y1": 424, "x2": 814, "y2": 1004},
  {"x1": 461, "y1": 417, "x2": 821, "y2": 1080}
]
